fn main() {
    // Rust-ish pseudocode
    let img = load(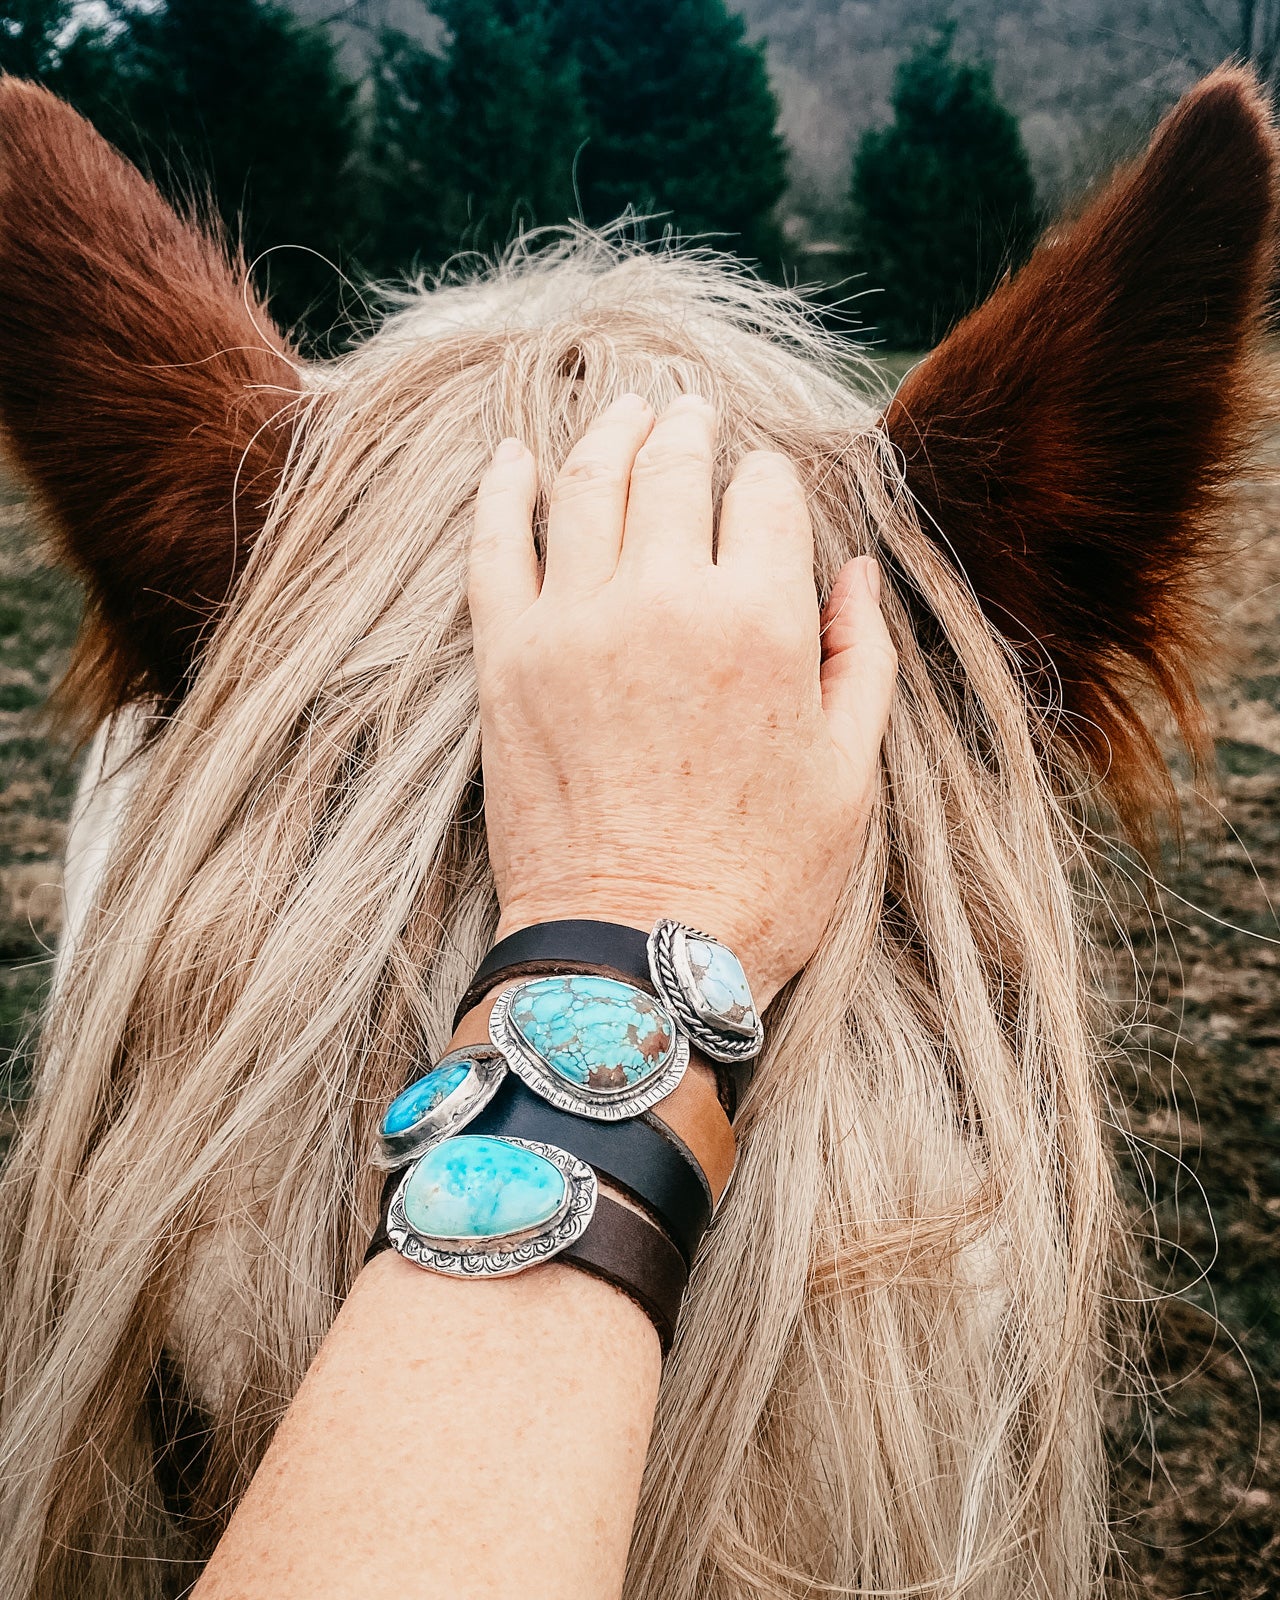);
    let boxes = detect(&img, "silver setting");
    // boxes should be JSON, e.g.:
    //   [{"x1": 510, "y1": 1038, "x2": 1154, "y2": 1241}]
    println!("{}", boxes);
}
[
  {"x1": 647, "y1": 919, "x2": 764, "y2": 1065},
  {"x1": 488, "y1": 978, "x2": 689, "y2": 1122},
  {"x1": 375, "y1": 1046, "x2": 507, "y2": 1169},
  {"x1": 386, "y1": 1137, "x2": 597, "y2": 1277}
]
